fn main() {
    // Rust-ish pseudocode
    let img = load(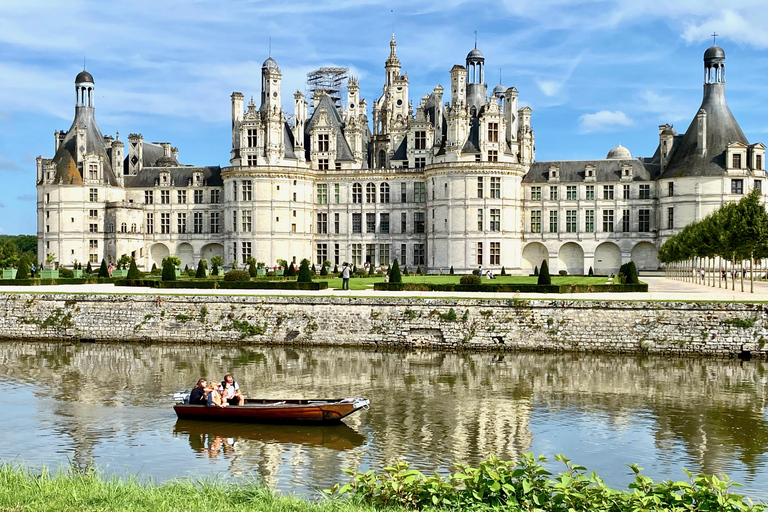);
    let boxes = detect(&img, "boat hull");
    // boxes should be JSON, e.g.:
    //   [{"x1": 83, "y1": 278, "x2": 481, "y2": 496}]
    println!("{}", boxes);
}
[{"x1": 173, "y1": 398, "x2": 370, "y2": 425}]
